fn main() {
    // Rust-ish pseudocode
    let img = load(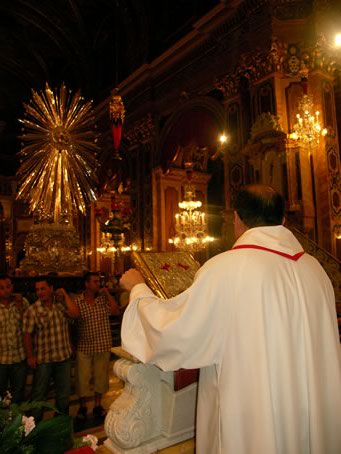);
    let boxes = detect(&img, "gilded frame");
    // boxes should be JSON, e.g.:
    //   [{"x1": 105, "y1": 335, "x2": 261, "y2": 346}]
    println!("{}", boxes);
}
[{"x1": 132, "y1": 251, "x2": 200, "y2": 298}]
